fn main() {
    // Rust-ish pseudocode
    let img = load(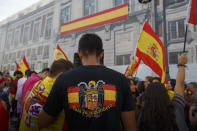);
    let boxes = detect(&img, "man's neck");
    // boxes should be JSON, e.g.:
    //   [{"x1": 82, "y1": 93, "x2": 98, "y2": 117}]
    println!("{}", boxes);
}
[
  {"x1": 82, "y1": 61, "x2": 101, "y2": 66},
  {"x1": 82, "y1": 56, "x2": 101, "y2": 66}
]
